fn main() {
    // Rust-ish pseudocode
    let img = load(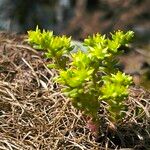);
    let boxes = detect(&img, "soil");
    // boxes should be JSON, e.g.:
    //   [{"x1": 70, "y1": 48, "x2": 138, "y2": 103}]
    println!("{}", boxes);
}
[{"x1": 0, "y1": 32, "x2": 150, "y2": 149}]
